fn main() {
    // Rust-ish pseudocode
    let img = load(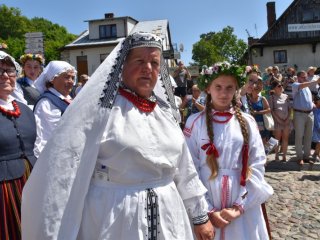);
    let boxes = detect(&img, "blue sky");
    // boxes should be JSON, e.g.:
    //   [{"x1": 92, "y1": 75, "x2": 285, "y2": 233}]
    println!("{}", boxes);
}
[{"x1": 2, "y1": 0, "x2": 293, "y2": 65}]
